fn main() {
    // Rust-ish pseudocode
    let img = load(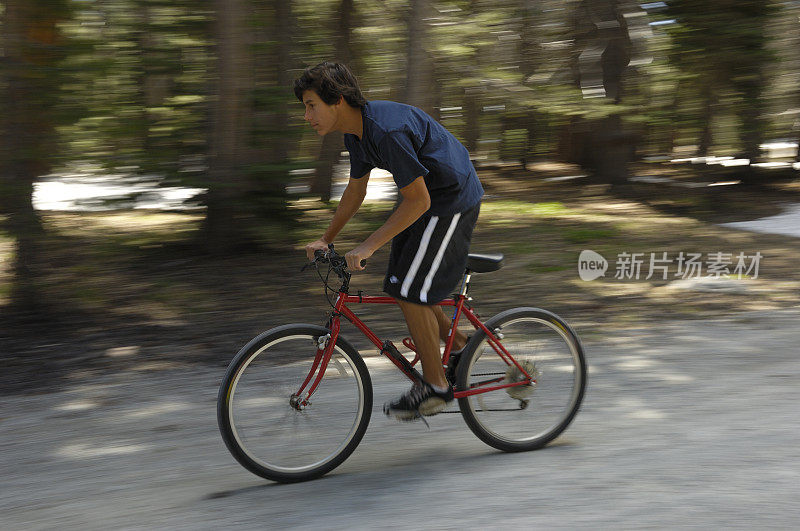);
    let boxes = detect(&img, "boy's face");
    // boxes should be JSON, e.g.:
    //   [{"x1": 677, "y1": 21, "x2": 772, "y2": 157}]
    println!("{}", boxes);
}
[{"x1": 302, "y1": 90, "x2": 339, "y2": 136}]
